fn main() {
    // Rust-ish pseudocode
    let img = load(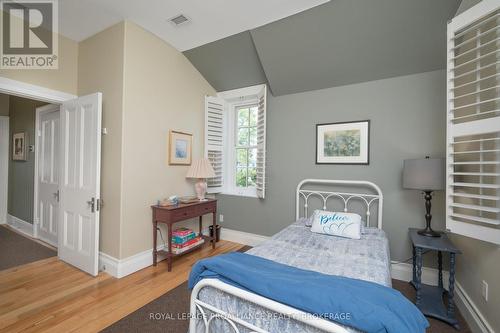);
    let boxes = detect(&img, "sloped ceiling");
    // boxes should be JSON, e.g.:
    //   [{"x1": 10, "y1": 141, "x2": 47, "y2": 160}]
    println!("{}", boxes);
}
[
  {"x1": 184, "y1": 32, "x2": 267, "y2": 92},
  {"x1": 455, "y1": 0, "x2": 482, "y2": 16},
  {"x1": 184, "y1": 0, "x2": 461, "y2": 96}
]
